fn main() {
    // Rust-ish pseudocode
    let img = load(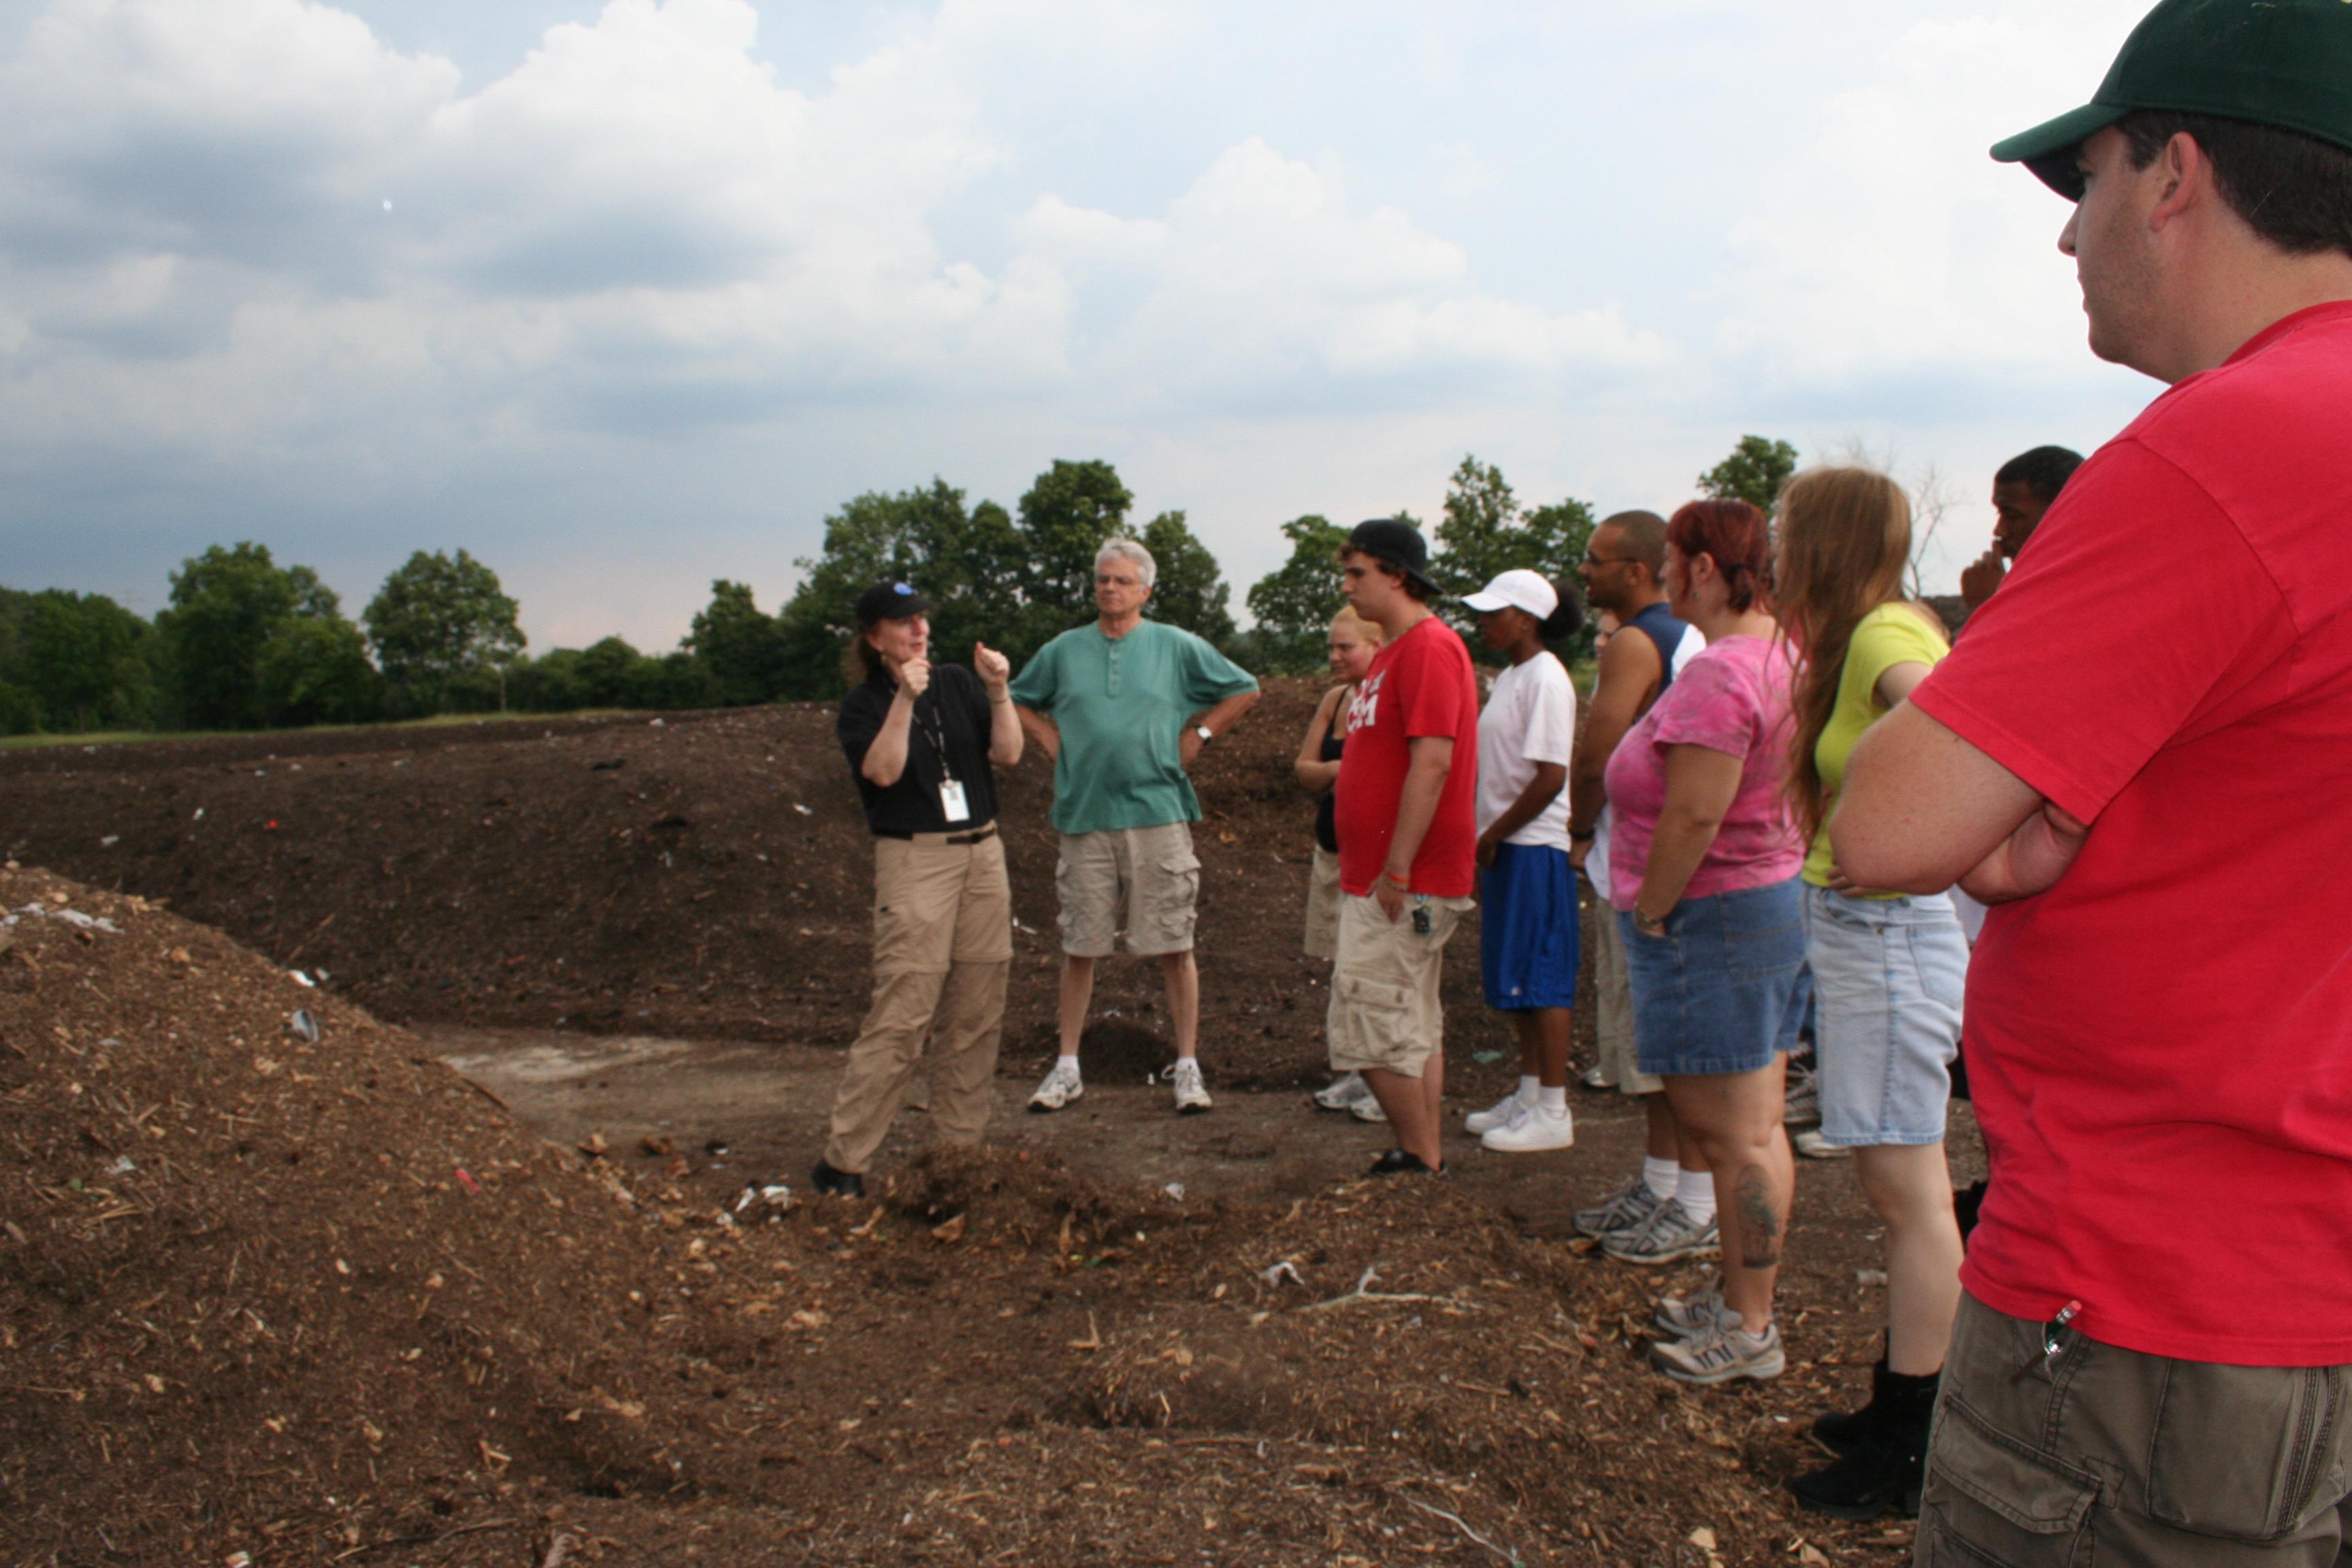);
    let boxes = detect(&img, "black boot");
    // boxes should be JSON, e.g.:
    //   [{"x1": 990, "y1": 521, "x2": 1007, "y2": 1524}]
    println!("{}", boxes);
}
[
  {"x1": 1791, "y1": 1367, "x2": 1940, "y2": 1520},
  {"x1": 1812, "y1": 1354, "x2": 1892, "y2": 1453},
  {"x1": 810, "y1": 1159, "x2": 866, "y2": 1199}
]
